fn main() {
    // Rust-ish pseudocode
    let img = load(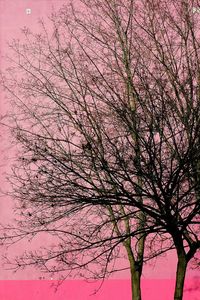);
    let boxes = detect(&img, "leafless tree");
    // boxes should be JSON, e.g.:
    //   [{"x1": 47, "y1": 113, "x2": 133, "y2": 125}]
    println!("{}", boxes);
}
[{"x1": 1, "y1": 1, "x2": 200, "y2": 300}]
